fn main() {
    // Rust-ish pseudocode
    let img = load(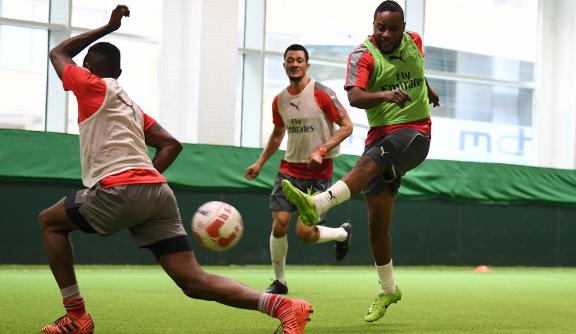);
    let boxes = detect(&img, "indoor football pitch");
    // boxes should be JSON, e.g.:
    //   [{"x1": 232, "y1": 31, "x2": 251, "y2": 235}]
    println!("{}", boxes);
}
[{"x1": 1, "y1": 265, "x2": 575, "y2": 333}]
